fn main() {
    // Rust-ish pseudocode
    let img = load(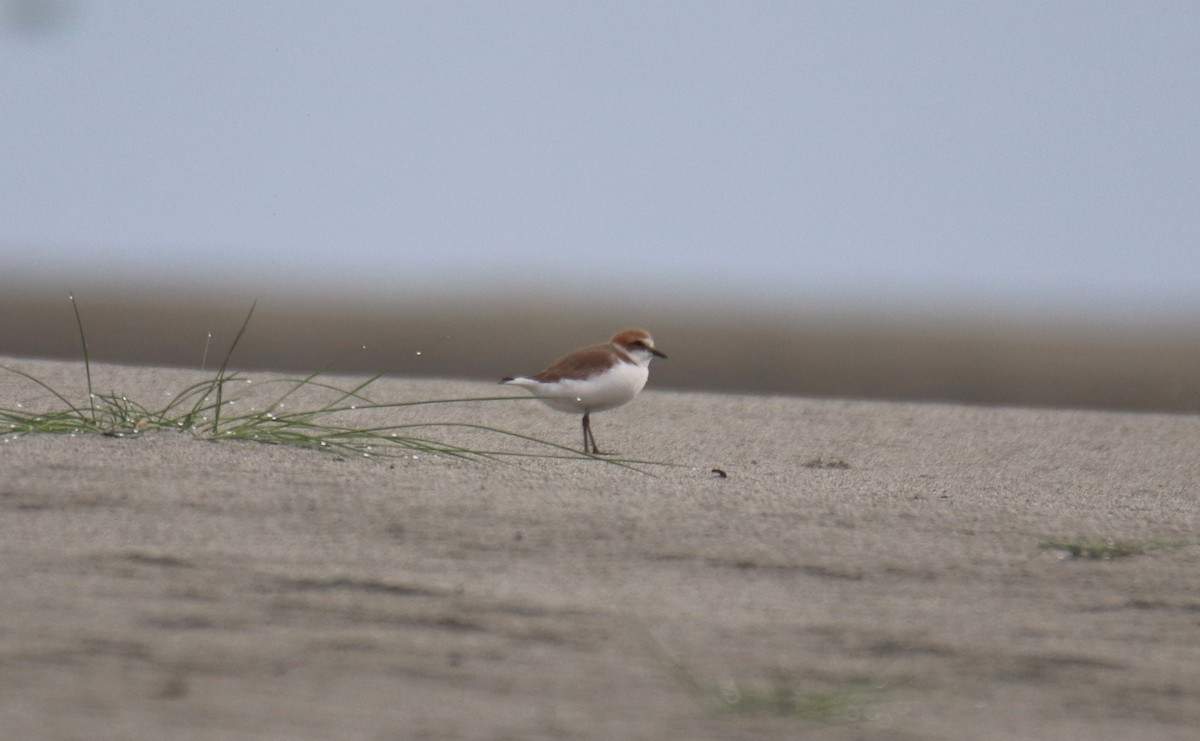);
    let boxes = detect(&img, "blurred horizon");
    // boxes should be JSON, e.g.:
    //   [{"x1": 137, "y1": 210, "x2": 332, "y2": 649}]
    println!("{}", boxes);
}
[{"x1": 3, "y1": 288, "x2": 1200, "y2": 415}]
